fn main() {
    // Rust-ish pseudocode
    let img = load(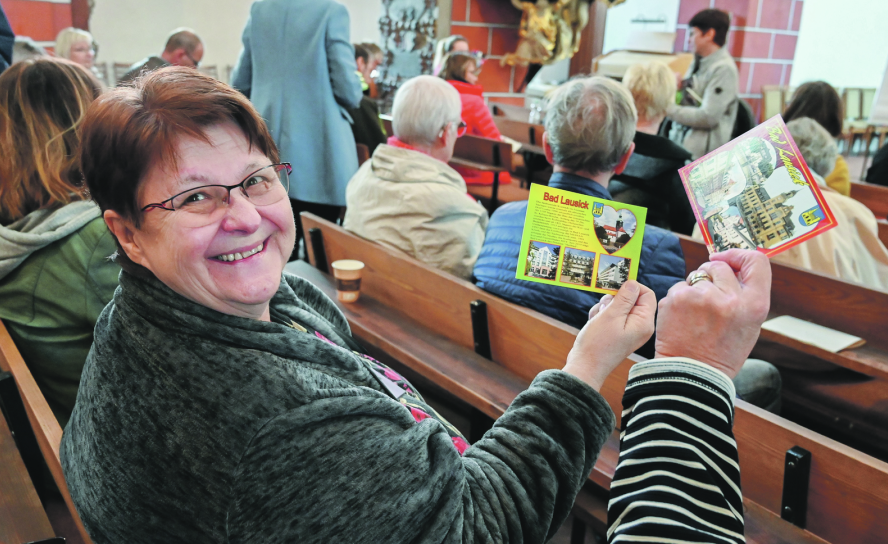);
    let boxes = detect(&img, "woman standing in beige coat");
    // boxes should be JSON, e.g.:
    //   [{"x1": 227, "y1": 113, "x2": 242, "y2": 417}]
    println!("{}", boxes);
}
[
  {"x1": 343, "y1": 76, "x2": 488, "y2": 280},
  {"x1": 776, "y1": 118, "x2": 888, "y2": 290}
]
